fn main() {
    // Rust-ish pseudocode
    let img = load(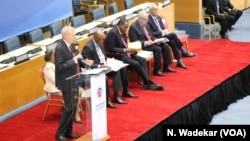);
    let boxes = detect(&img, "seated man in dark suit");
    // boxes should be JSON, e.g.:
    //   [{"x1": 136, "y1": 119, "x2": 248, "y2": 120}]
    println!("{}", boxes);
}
[
  {"x1": 206, "y1": 0, "x2": 235, "y2": 39},
  {"x1": 128, "y1": 10, "x2": 177, "y2": 75},
  {"x1": 219, "y1": 0, "x2": 242, "y2": 27},
  {"x1": 81, "y1": 30, "x2": 138, "y2": 107},
  {"x1": 106, "y1": 17, "x2": 164, "y2": 91},
  {"x1": 147, "y1": 3, "x2": 196, "y2": 60}
]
